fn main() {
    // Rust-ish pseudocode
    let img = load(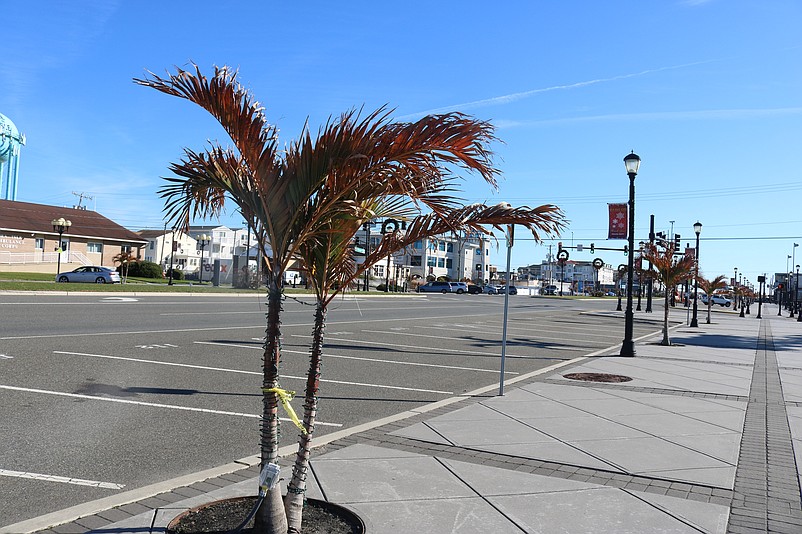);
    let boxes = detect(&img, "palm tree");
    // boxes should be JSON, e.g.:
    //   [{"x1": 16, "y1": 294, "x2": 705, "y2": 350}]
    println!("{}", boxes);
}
[
  {"x1": 111, "y1": 251, "x2": 136, "y2": 283},
  {"x1": 284, "y1": 201, "x2": 564, "y2": 531},
  {"x1": 641, "y1": 243, "x2": 696, "y2": 345},
  {"x1": 698, "y1": 274, "x2": 728, "y2": 324},
  {"x1": 136, "y1": 64, "x2": 526, "y2": 533}
]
